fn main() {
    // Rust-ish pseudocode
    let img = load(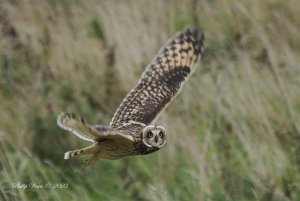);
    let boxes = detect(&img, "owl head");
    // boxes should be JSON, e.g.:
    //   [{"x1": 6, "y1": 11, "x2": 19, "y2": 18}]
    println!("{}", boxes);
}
[{"x1": 142, "y1": 125, "x2": 166, "y2": 148}]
